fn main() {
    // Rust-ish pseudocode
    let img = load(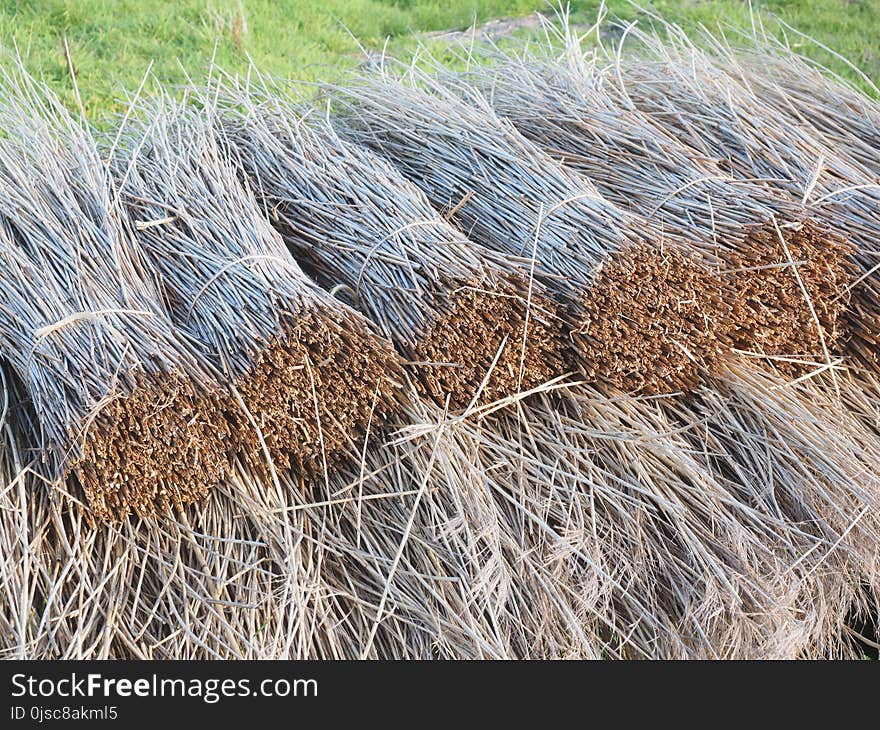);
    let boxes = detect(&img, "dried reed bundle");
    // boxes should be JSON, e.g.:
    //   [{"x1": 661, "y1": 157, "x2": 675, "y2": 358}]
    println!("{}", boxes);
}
[
  {"x1": 0, "y1": 71, "x2": 231, "y2": 522},
  {"x1": 458, "y1": 24, "x2": 853, "y2": 369},
  {"x1": 311, "y1": 396, "x2": 608, "y2": 658},
  {"x1": 659, "y1": 361, "x2": 880, "y2": 656},
  {"x1": 330, "y1": 62, "x2": 737, "y2": 396},
  {"x1": 0, "y1": 386, "x2": 620, "y2": 659},
  {"x1": 214, "y1": 75, "x2": 565, "y2": 409},
  {"x1": 707, "y1": 47, "x2": 880, "y2": 373},
  {"x1": 111, "y1": 93, "x2": 403, "y2": 477},
  {"x1": 465, "y1": 385, "x2": 864, "y2": 658},
  {"x1": 606, "y1": 23, "x2": 878, "y2": 372}
]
